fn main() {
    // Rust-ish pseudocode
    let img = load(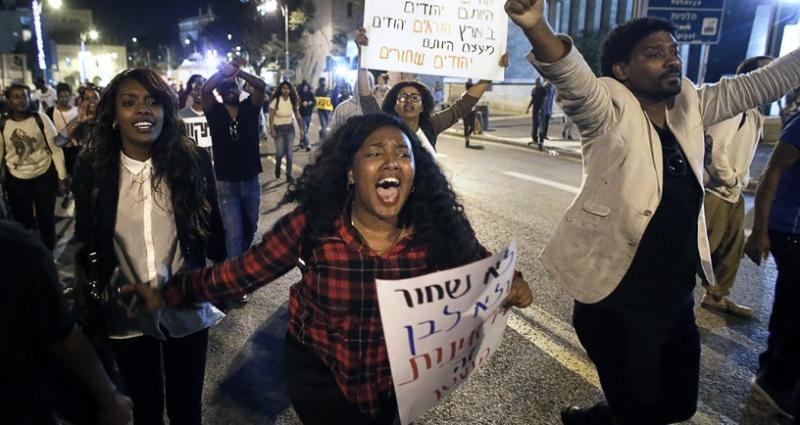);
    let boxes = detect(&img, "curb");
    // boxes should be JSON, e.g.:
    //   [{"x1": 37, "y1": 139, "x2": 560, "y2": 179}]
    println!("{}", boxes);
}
[
  {"x1": 441, "y1": 129, "x2": 761, "y2": 194},
  {"x1": 442, "y1": 128, "x2": 583, "y2": 161}
]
